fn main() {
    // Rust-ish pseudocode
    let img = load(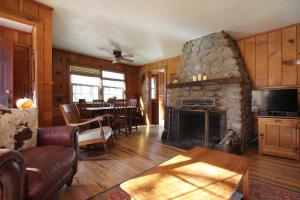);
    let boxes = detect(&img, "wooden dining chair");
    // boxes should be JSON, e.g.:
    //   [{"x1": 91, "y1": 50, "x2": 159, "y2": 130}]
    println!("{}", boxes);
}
[
  {"x1": 112, "y1": 99, "x2": 131, "y2": 136},
  {"x1": 93, "y1": 99, "x2": 105, "y2": 107},
  {"x1": 78, "y1": 99, "x2": 92, "y2": 119},
  {"x1": 60, "y1": 104, "x2": 114, "y2": 157},
  {"x1": 128, "y1": 99, "x2": 141, "y2": 131}
]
